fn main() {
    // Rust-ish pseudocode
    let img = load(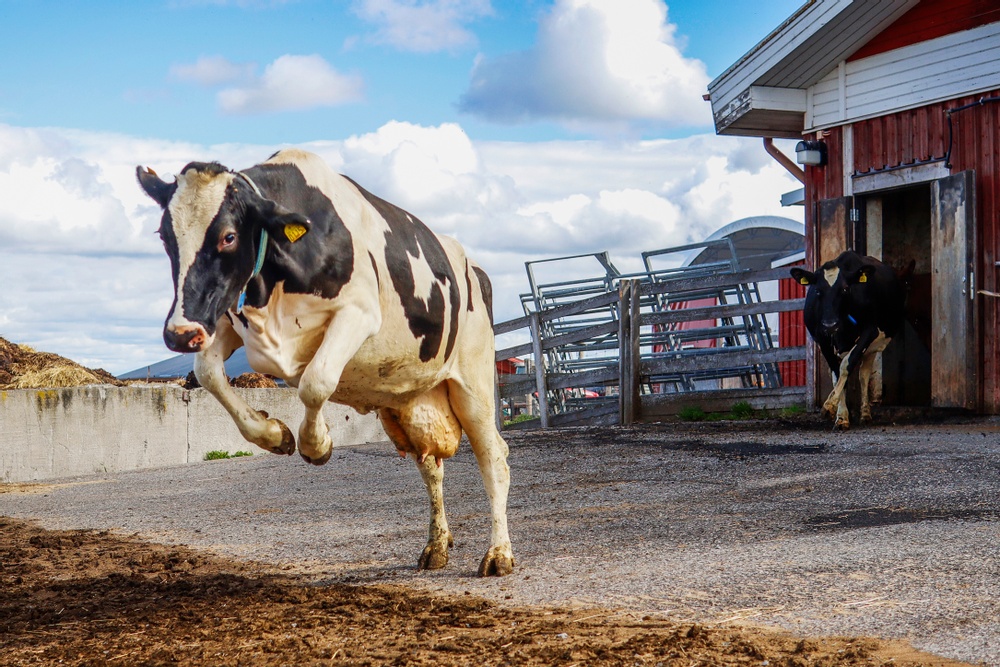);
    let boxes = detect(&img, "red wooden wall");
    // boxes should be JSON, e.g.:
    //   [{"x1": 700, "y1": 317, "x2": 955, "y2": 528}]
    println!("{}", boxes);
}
[
  {"x1": 800, "y1": 87, "x2": 1000, "y2": 412},
  {"x1": 778, "y1": 264, "x2": 807, "y2": 387},
  {"x1": 850, "y1": 0, "x2": 1000, "y2": 61}
]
